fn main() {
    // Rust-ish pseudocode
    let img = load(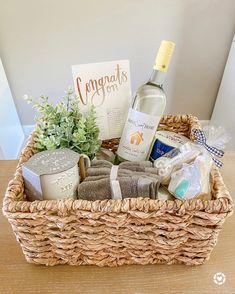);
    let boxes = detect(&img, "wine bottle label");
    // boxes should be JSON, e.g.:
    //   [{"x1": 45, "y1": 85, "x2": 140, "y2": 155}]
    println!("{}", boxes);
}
[{"x1": 117, "y1": 108, "x2": 160, "y2": 161}]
